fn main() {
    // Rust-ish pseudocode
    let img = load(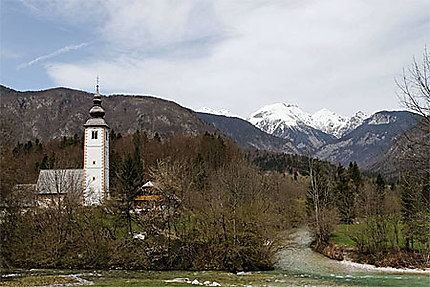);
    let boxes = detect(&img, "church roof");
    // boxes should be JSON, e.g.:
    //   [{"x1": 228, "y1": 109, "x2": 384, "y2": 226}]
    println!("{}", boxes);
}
[
  {"x1": 84, "y1": 117, "x2": 109, "y2": 128},
  {"x1": 37, "y1": 169, "x2": 83, "y2": 195}
]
